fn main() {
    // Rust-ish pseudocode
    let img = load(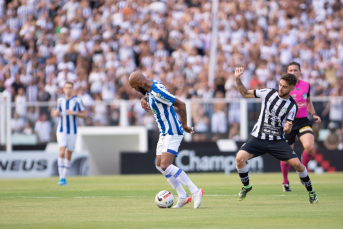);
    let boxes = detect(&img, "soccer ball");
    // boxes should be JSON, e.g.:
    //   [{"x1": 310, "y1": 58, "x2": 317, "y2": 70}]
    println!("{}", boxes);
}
[{"x1": 155, "y1": 190, "x2": 174, "y2": 208}]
